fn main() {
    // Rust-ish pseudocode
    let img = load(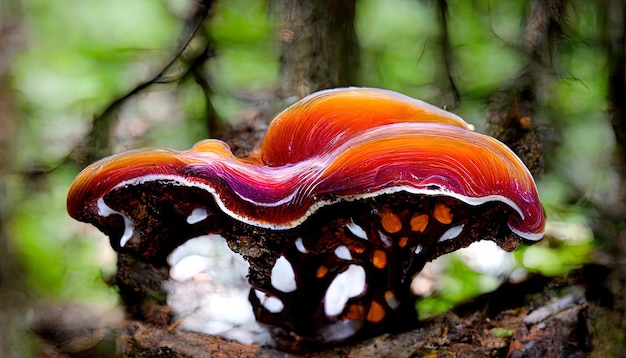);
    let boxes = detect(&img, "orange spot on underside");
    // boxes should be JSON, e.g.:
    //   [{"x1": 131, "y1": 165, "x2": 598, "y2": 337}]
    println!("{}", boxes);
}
[
  {"x1": 372, "y1": 250, "x2": 387, "y2": 269},
  {"x1": 410, "y1": 214, "x2": 429, "y2": 232},
  {"x1": 433, "y1": 203, "x2": 453, "y2": 224},
  {"x1": 351, "y1": 242, "x2": 366, "y2": 254},
  {"x1": 367, "y1": 301, "x2": 386, "y2": 323},
  {"x1": 398, "y1": 236, "x2": 408, "y2": 248},
  {"x1": 384, "y1": 291, "x2": 399, "y2": 309},
  {"x1": 379, "y1": 211, "x2": 402, "y2": 233},
  {"x1": 316, "y1": 265, "x2": 328, "y2": 278},
  {"x1": 345, "y1": 303, "x2": 365, "y2": 320}
]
